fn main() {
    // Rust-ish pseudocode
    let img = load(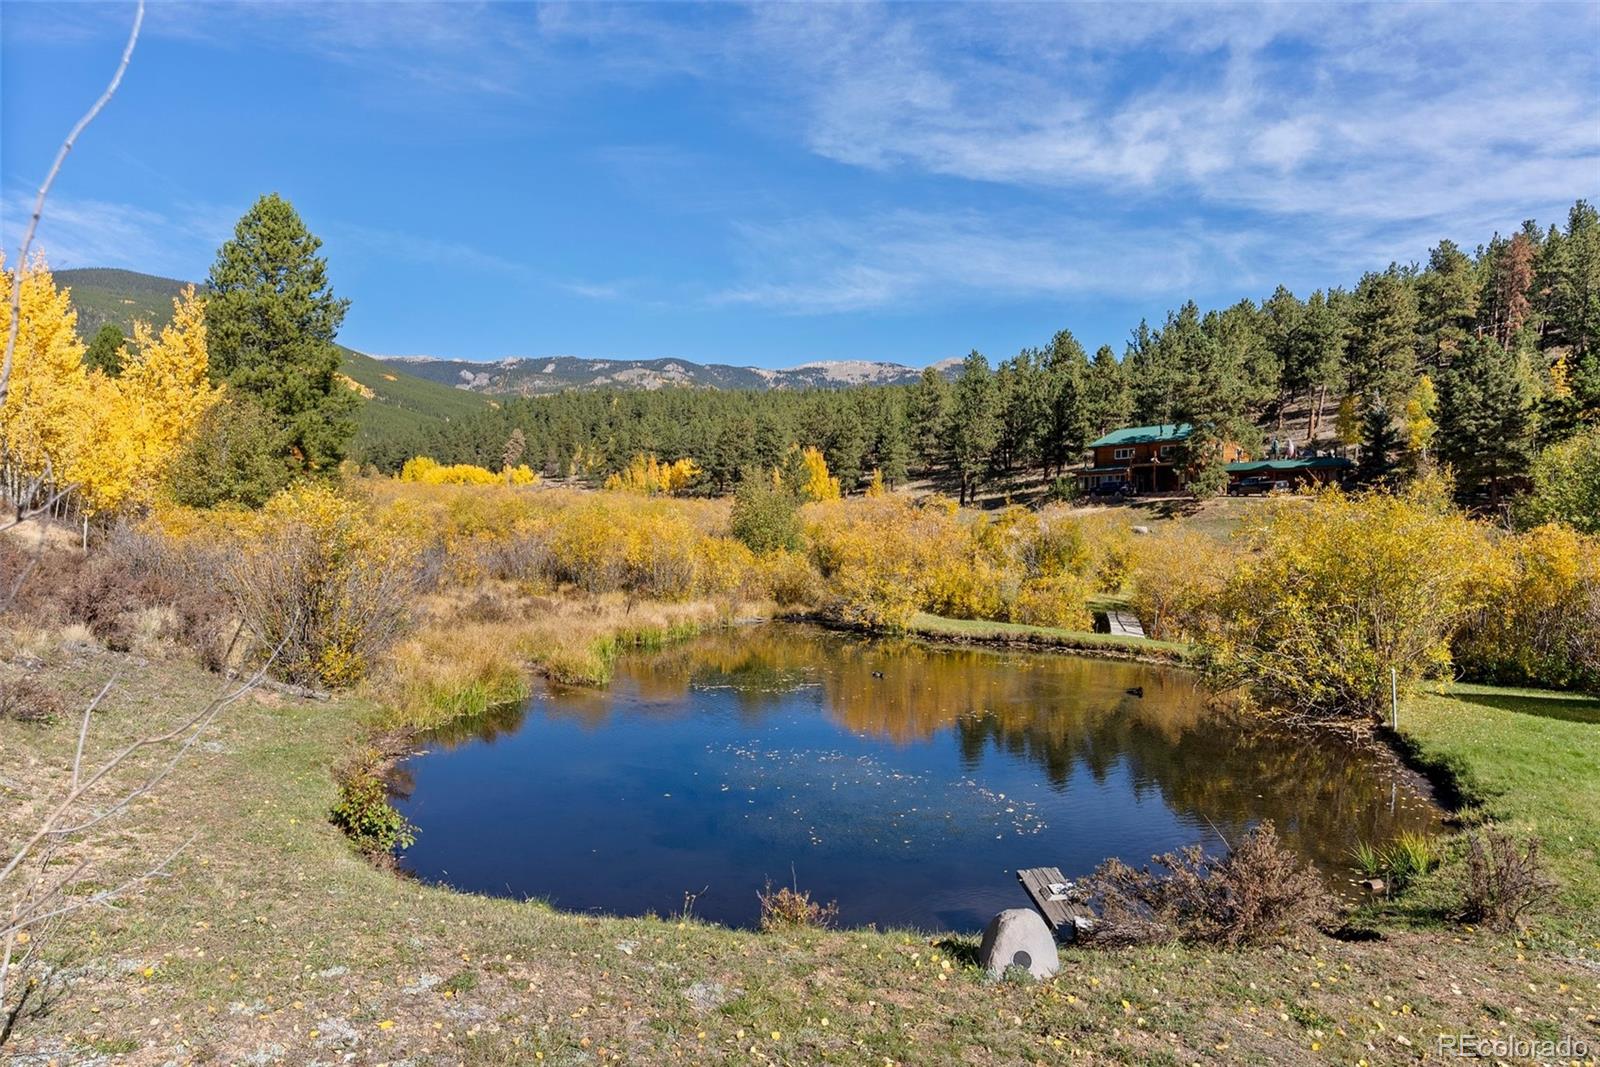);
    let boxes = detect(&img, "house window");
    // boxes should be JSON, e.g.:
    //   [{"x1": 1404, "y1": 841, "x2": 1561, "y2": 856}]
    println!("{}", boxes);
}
[
  {"x1": 1158, "y1": 445, "x2": 1175, "y2": 458},
  {"x1": 1113, "y1": 447, "x2": 1135, "y2": 460}
]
